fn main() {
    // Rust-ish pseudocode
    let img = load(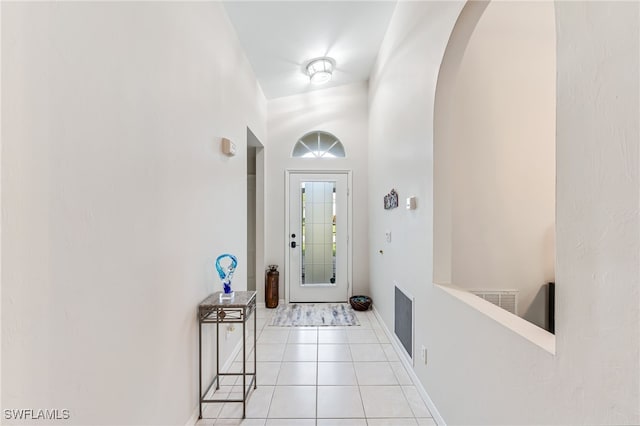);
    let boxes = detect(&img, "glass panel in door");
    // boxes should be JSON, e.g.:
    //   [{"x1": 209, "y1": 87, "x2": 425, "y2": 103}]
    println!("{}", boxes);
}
[{"x1": 289, "y1": 172, "x2": 348, "y2": 302}]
